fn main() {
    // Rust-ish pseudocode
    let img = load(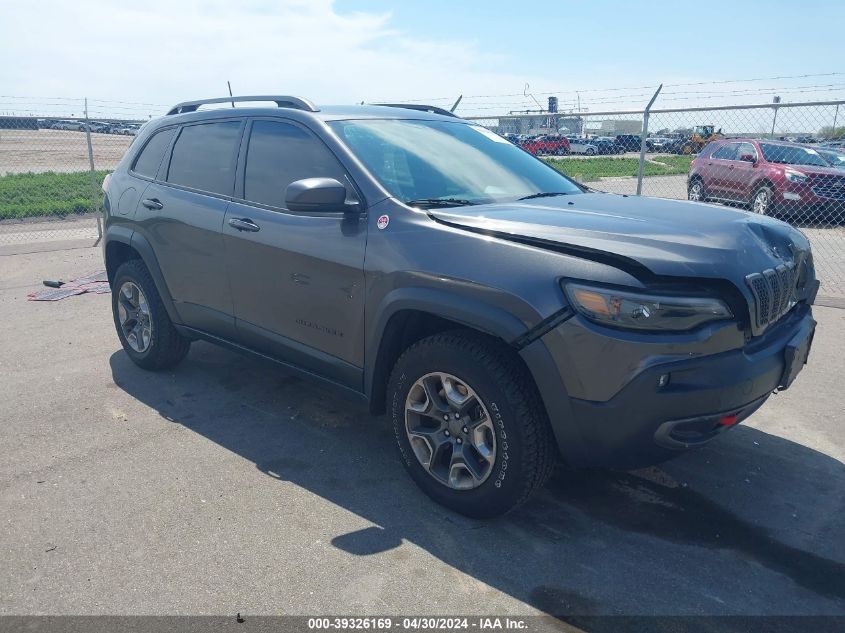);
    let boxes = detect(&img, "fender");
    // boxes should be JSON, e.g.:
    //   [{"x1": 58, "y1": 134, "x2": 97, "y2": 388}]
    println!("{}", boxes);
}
[
  {"x1": 104, "y1": 226, "x2": 183, "y2": 326},
  {"x1": 518, "y1": 337, "x2": 589, "y2": 467},
  {"x1": 364, "y1": 285, "x2": 534, "y2": 403},
  {"x1": 365, "y1": 285, "x2": 587, "y2": 465}
]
